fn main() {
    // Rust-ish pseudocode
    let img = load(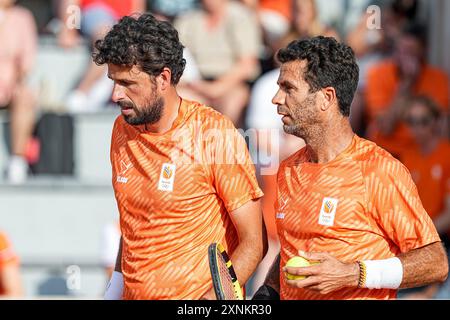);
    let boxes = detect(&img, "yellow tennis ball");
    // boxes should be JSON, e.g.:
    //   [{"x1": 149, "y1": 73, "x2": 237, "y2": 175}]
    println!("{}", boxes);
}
[{"x1": 285, "y1": 256, "x2": 311, "y2": 280}]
